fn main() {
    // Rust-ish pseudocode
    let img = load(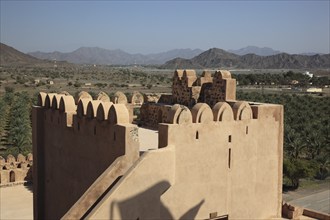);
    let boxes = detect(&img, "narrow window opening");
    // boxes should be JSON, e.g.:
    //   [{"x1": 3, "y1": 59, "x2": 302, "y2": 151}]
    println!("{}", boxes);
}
[
  {"x1": 196, "y1": 131, "x2": 199, "y2": 139},
  {"x1": 246, "y1": 126, "x2": 248, "y2": 134},
  {"x1": 228, "y1": 135, "x2": 232, "y2": 143},
  {"x1": 228, "y1": 148, "x2": 231, "y2": 169},
  {"x1": 58, "y1": 118, "x2": 60, "y2": 124},
  {"x1": 94, "y1": 126, "x2": 96, "y2": 135},
  {"x1": 77, "y1": 123, "x2": 80, "y2": 131}
]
